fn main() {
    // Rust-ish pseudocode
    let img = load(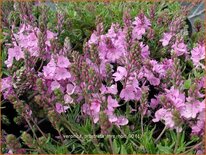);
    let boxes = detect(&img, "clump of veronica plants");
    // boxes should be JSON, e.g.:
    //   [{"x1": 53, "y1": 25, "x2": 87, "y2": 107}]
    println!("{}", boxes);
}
[{"x1": 1, "y1": 1, "x2": 205, "y2": 154}]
